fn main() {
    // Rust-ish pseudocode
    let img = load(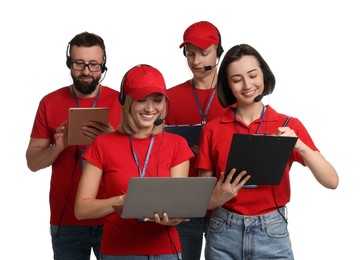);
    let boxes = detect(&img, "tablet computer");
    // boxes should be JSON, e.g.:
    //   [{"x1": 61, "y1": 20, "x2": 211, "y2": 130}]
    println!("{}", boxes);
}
[
  {"x1": 68, "y1": 107, "x2": 109, "y2": 145},
  {"x1": 224, "y1": 134, "x2": 297, "y2": 186},
  {"x1": 118, "y1": 177, "x2": 216, "y2": 219},
  {"x1": 163, "y1": 125, "x2": 202, "y2": 147}
]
